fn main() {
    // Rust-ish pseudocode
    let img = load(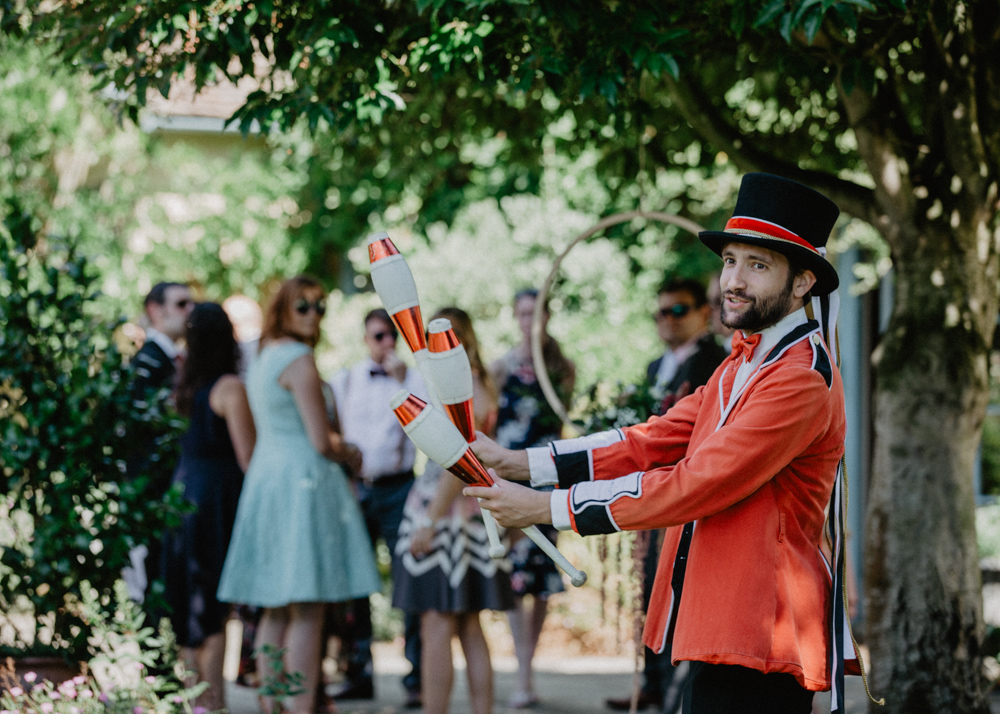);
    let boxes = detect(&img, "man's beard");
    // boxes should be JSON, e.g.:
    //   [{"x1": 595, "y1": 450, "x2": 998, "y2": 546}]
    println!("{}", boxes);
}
[{"x1": 721, "y1": 272, "x2": 797, "y2": 333}]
